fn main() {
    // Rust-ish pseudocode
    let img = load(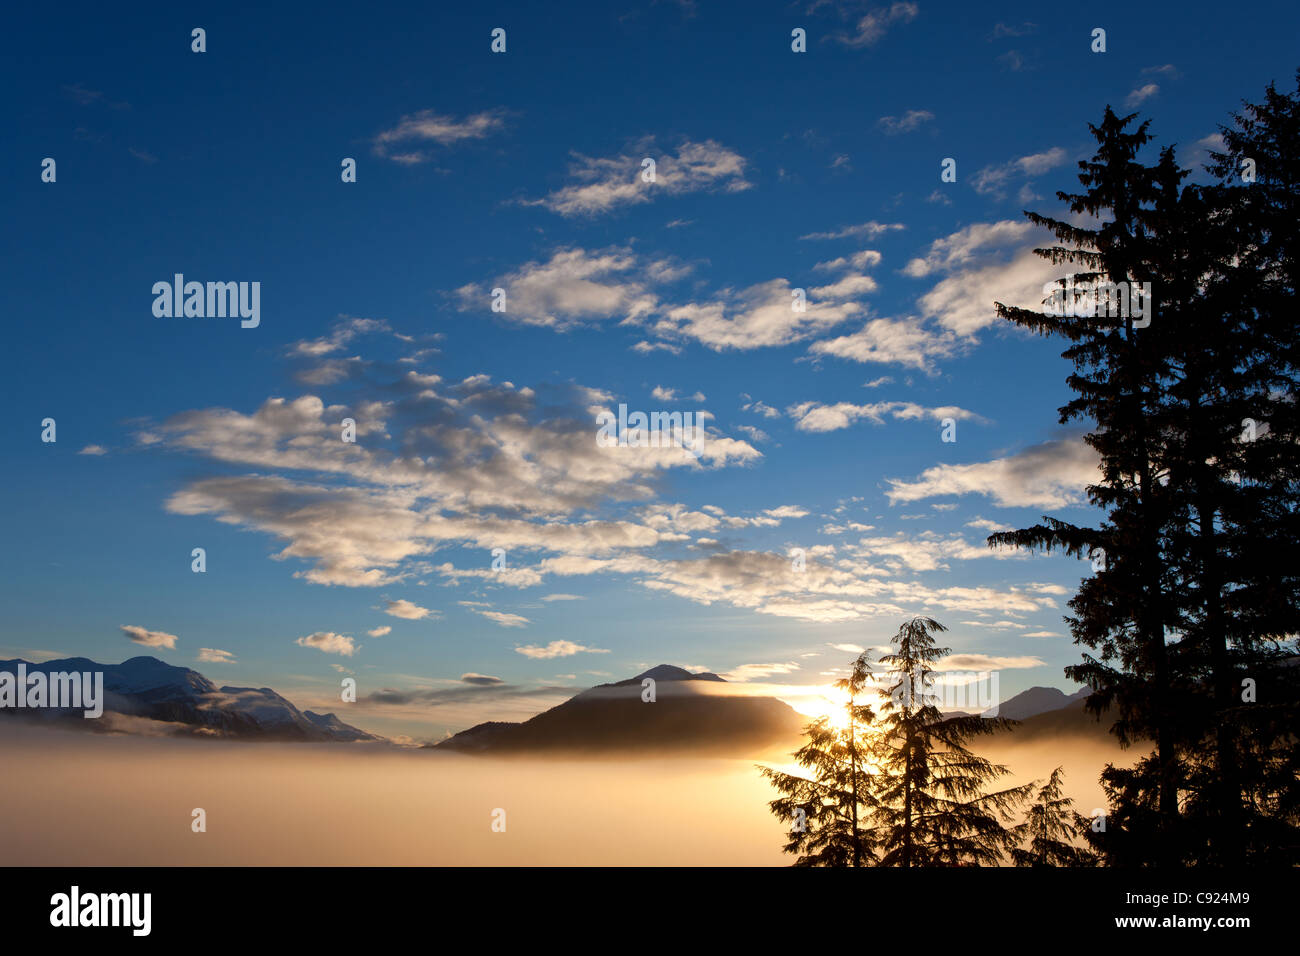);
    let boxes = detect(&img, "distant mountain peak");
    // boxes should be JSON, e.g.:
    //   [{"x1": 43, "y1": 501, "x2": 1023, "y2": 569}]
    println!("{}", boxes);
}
[
  {"x1": 631, "y1": 664, "x2": 725, "y2": 683},
  {"x1": 985, "y1": 685, "x2": 1092, "y2": 721},
  {"x1": 437, "y1": 665, "x2": 798, "y2": 754}
]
